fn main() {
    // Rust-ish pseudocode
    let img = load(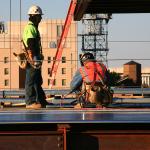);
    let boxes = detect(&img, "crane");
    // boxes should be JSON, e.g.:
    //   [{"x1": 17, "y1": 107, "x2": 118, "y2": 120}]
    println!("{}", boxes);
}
[{"x1": 49, "y1": 0, "x2": 77, "y2": 89}]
